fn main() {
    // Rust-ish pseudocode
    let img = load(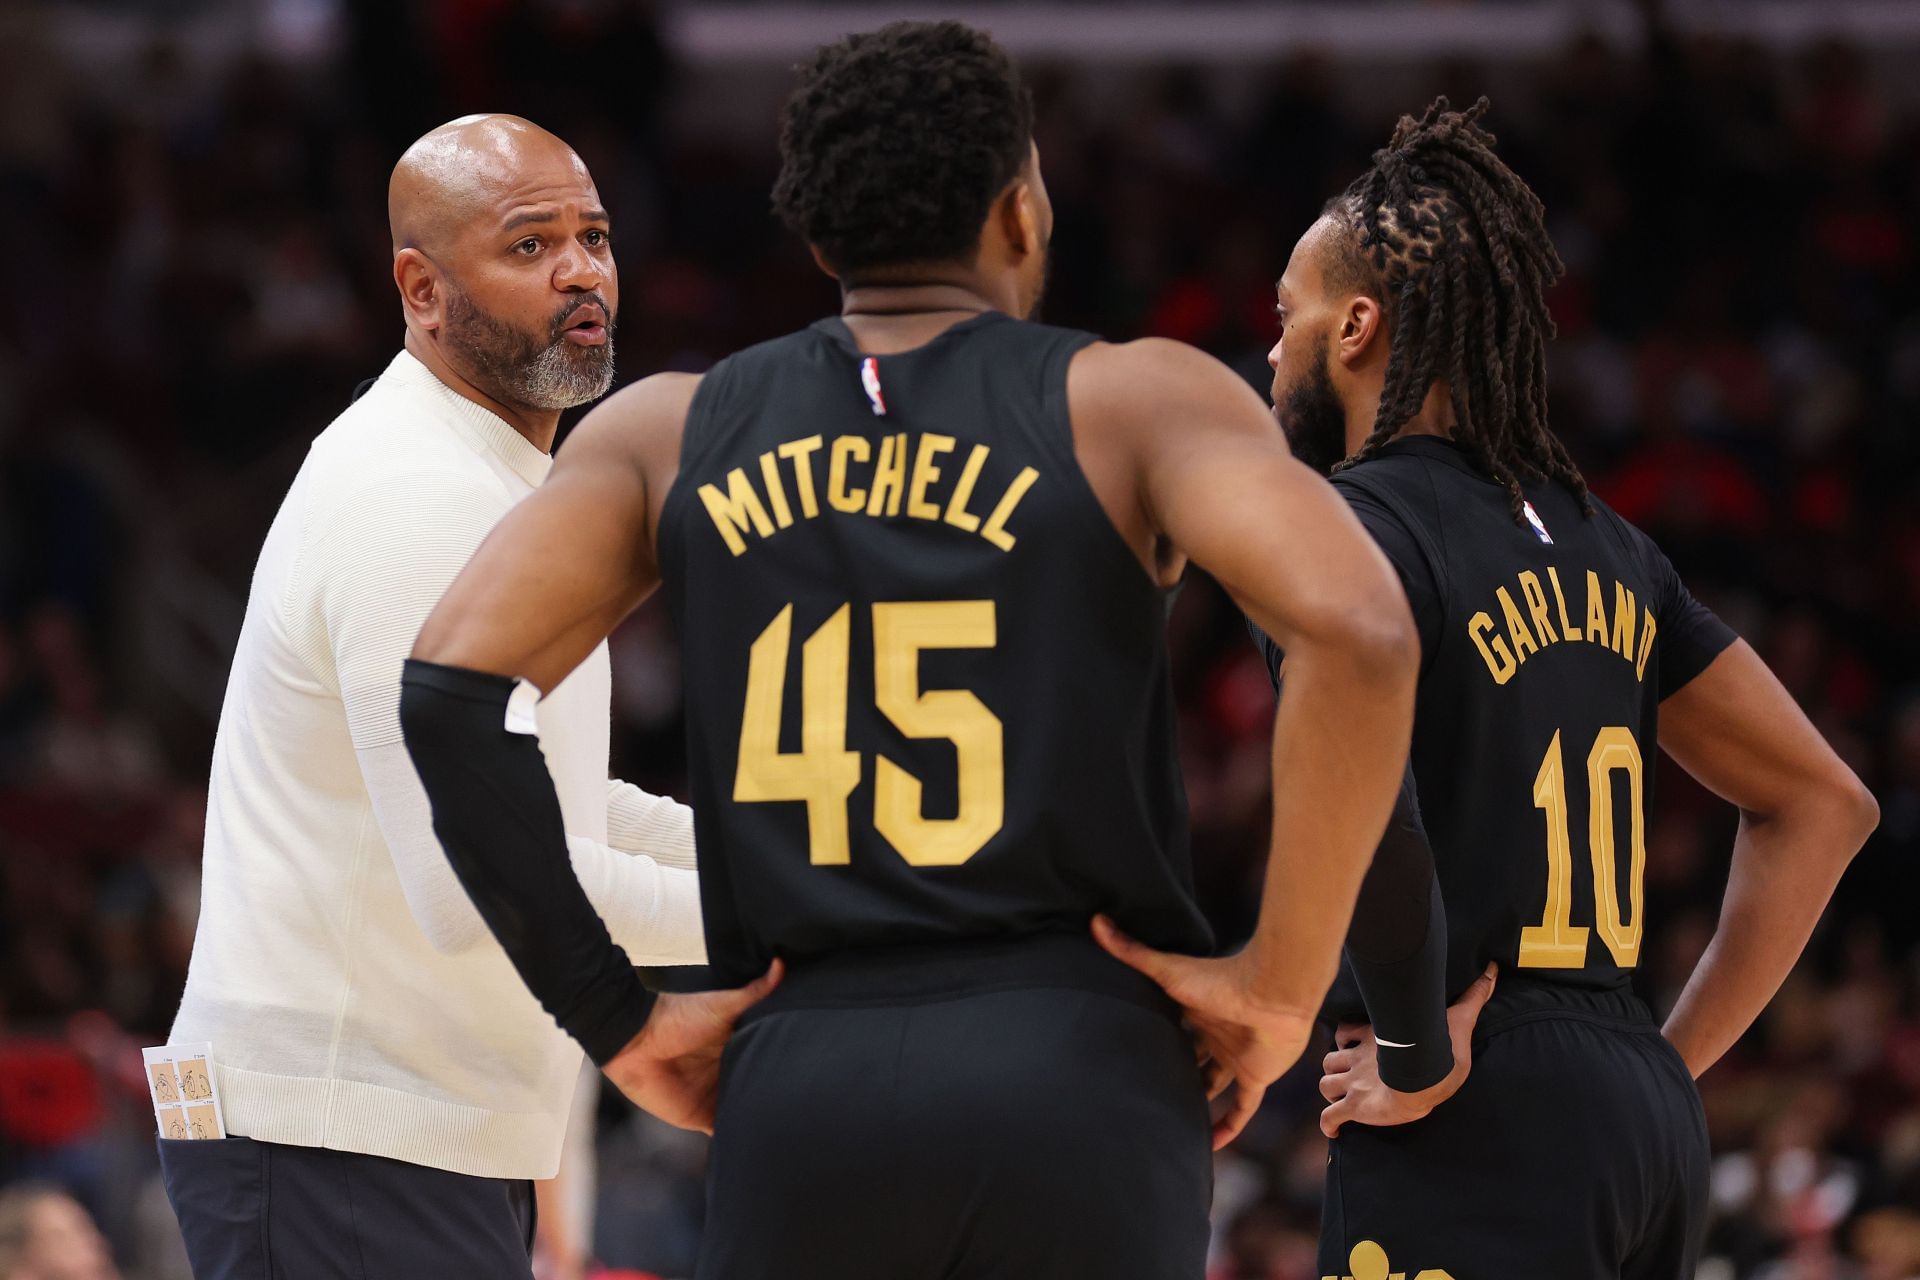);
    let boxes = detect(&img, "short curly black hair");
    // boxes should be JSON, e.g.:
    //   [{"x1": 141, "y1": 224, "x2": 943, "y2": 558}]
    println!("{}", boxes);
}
[{"x1": 771, "y1": 20, "x2": 1034, "y2": 278}]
